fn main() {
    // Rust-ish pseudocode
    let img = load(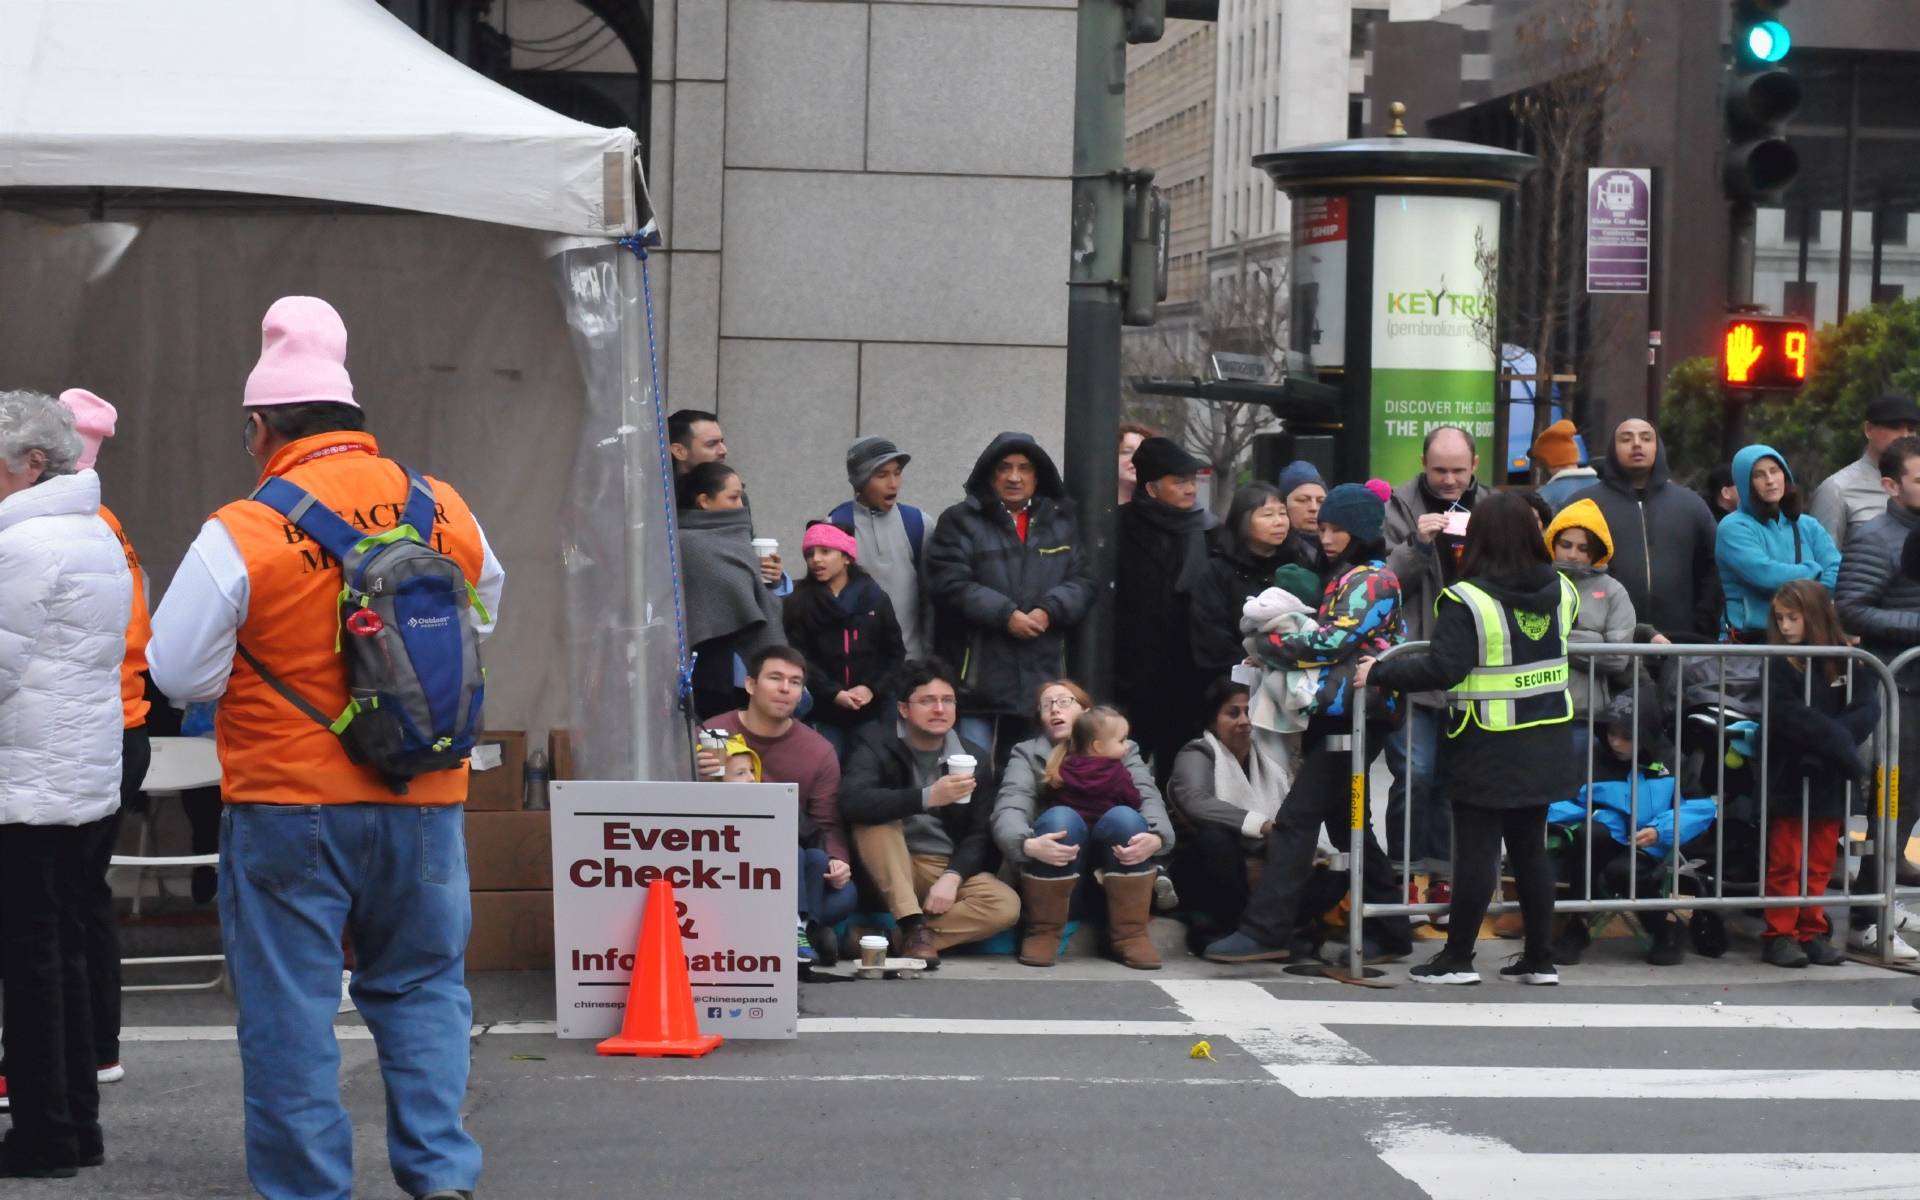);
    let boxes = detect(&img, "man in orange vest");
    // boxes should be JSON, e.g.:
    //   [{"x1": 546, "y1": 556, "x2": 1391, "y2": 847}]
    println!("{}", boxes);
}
[
  {"x1": 59, "y1": 390, "x2": 147, "y2": 1090},
  {"x1": 149, "y1": 297, "x2": 502, "y2": 1200}
]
